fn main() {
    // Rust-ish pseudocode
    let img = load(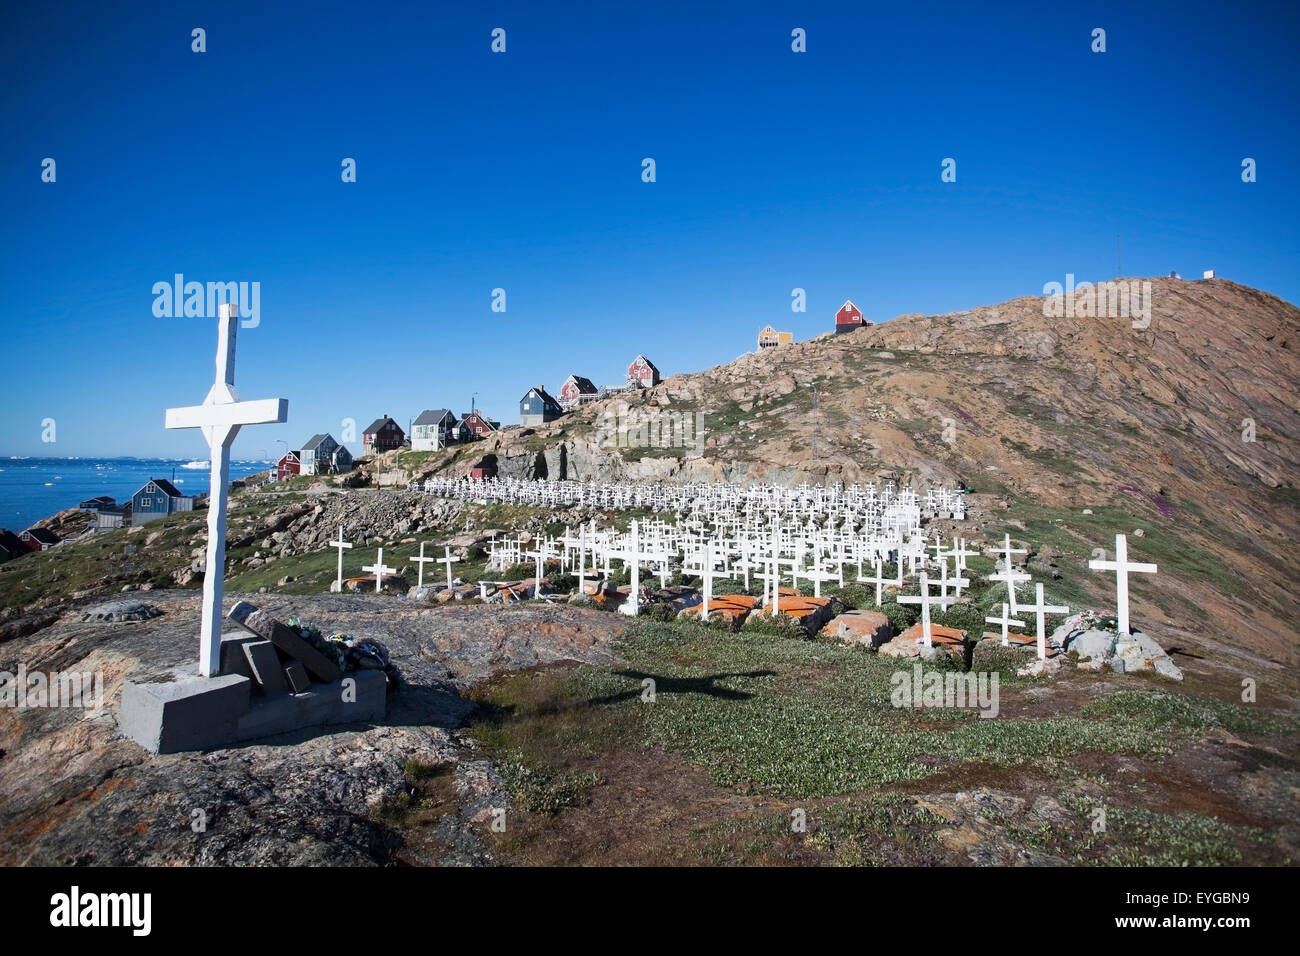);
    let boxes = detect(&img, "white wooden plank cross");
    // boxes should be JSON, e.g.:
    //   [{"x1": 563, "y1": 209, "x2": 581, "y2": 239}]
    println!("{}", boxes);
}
[
  {"x1": 165, "y1": 302, "x2": 288, "y2": 677},
  {"x1": 697, "y1": 541, "x2": 724, "y2": 623},
  {"x1": 439, "y1": 546, "x2": 461, "y2": 589},
  {"x1": 362, "y1": 548, "x2": 396, "y2": 593},
  {"x1": 329, "y1": 525, "x2": 352, "y2": 593},
  {"x1": 987, "y1": 534, "x2": 1031, "y2": 612},
  {"x1": 897, "y1": 572, "x2": 955, "y2": 648},
  {"x1": 1088, "y1": 533, "x2": 1157, "y2": 636},
  {"x1": 857, "y1": 555, "x2": 889, "y2": 607},
  {"x1": 409, "y1": 542, "x2": 437, "y2": 588},
  {"x1": 1024, "y1": 583, "x2": 1069, "y2": 660},
  {"x1": 984, "y1": 602, "x2": 1026, "y2": 646}
]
